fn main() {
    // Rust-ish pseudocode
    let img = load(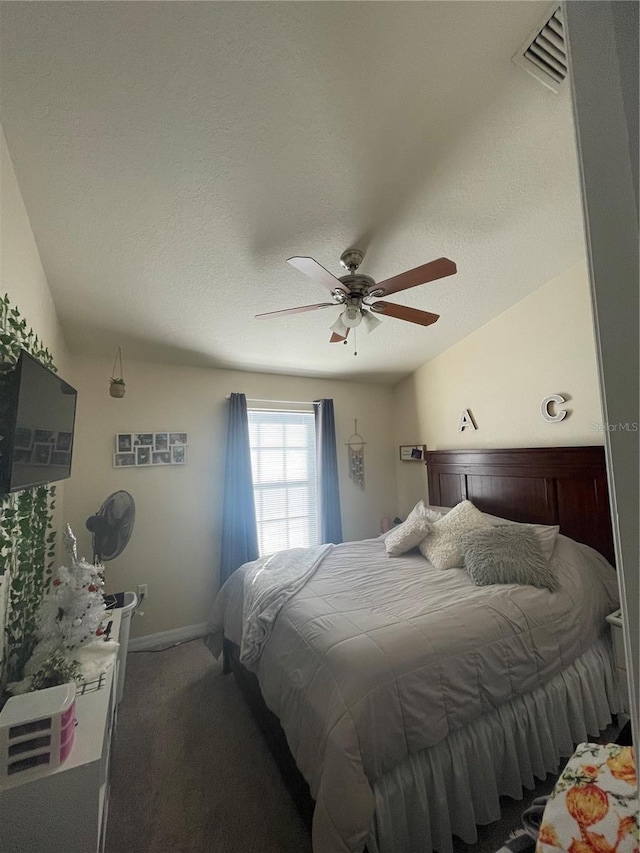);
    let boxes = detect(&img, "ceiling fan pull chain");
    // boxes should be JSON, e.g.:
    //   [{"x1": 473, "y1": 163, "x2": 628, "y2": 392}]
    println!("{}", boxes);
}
[{"x1": 353, "y1": 327, "x2": 358, "y2": 357}]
